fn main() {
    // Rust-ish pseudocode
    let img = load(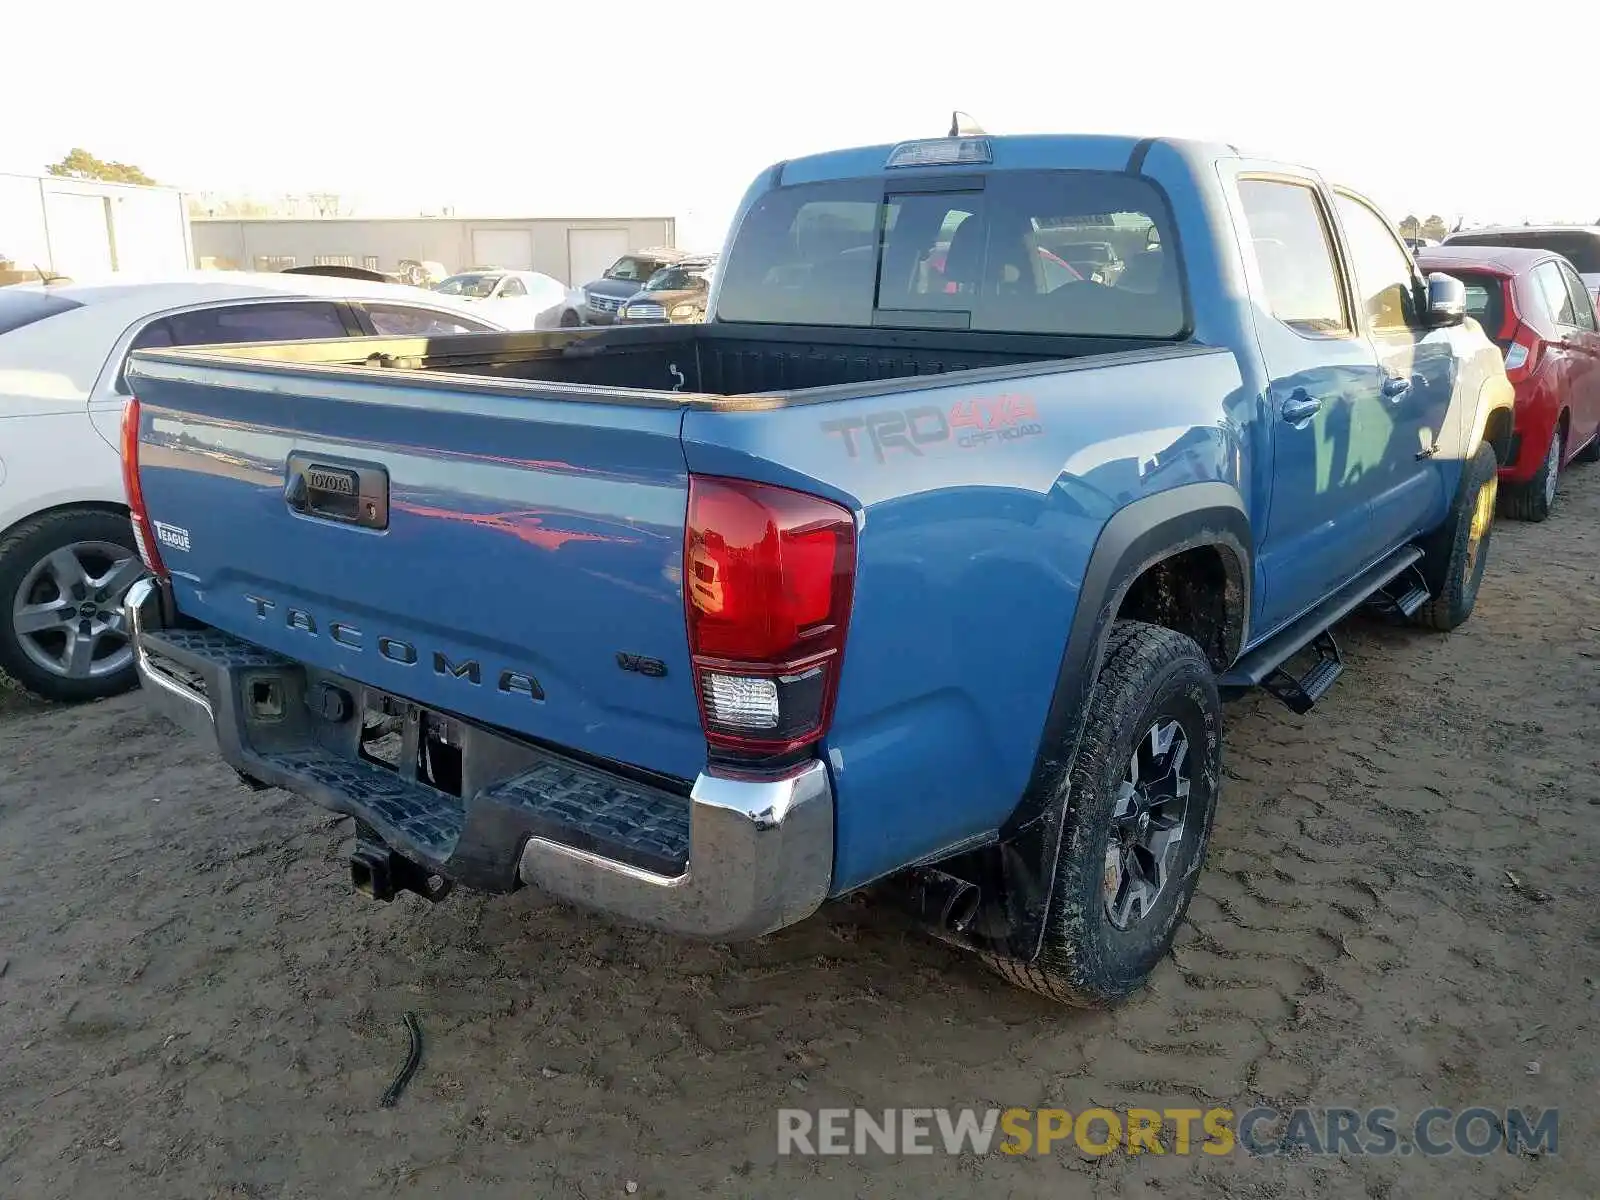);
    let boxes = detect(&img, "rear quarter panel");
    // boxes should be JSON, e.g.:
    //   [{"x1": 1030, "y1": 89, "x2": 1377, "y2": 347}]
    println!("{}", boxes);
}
[{"x1": 683, "y1": 347, "x2": 1248, "y2": 890}]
